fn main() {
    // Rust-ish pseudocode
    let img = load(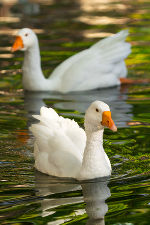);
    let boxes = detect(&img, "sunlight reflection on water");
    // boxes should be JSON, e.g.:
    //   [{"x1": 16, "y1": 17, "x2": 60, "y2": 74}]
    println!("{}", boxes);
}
[{"x1": 0, "y1": 0, "x2": 150, "y2": 224}]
